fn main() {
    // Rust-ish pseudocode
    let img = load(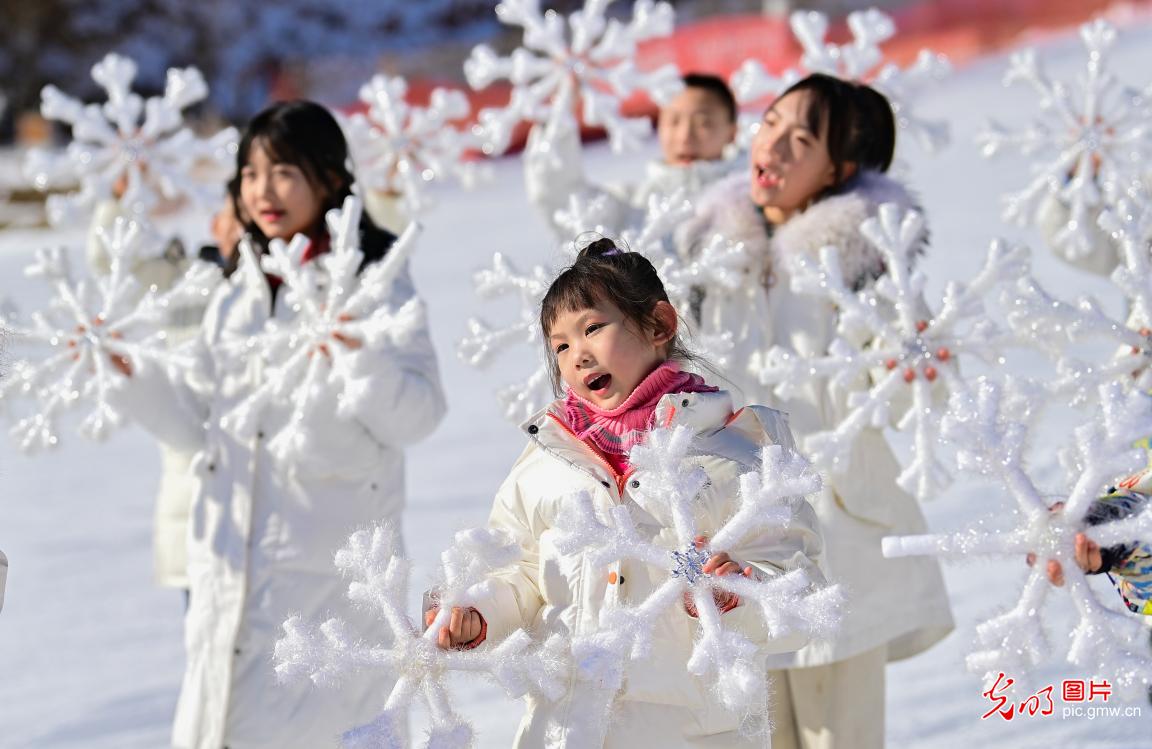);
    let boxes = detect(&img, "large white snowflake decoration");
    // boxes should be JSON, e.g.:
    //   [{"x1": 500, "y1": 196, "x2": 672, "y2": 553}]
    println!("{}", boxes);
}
[
  {"x1": 464, "y1": 0, "x2": 682, "y2": 155},
  {"x1": 552, "y1": 425, "x2": 842, "y2": 719},
  {"x1": 978, "y1": 19, "x2": 1152, "y2": 260},
  {"x1": 275, "y1": 524, "x2": 568, "y2": 749},
  {"x1": 23, "y1": 53, "x2": 238, "y2": 226},
  {"x1": 218, "y1": 196, "x2": 424, "y2": 460},
  {"x1": 0, "y1": 219, "x2": 221, "y2": 452},
  {"x1": 749, "y1": 203, "x2": 1028, "y2": 501},
  {"x1": 341, "y1": 74, "x2": 488, "y2": 216},
  {"x1": 1005, "y1": 185, "x2": 1152, "y2": 408},
  {"x1": 458, "y1": 253, "x2": 555, "y2": 424},
  {"x1": 882, "y1": 379, "x2": 1152, "y2": 699},
  {"x1": 729, "y1": 8, "x2": 950, "y2": 151},
  {"x1": 553, "y1": 189, "x2": 749, "y2": 368}
]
